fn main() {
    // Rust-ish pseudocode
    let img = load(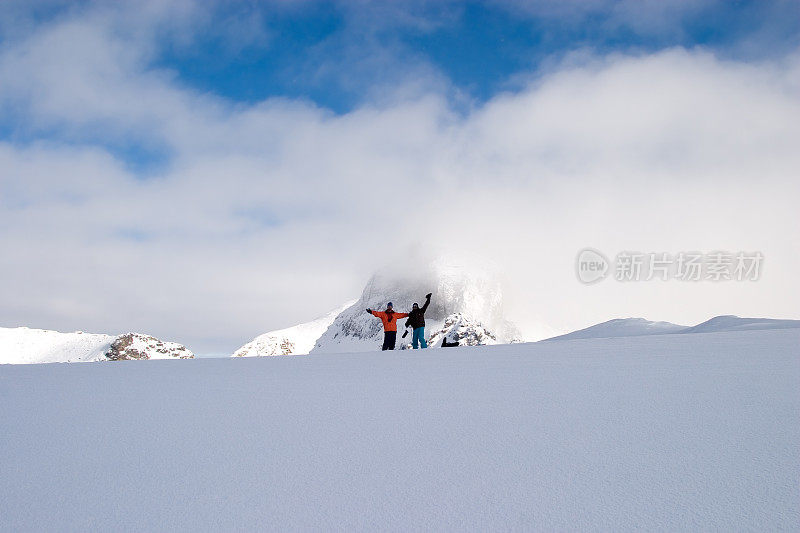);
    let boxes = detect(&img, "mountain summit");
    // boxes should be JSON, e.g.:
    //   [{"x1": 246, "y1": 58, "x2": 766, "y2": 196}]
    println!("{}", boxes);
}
[{"x1": 234, "y1": 258, "x2": 522, "y2": 356}]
